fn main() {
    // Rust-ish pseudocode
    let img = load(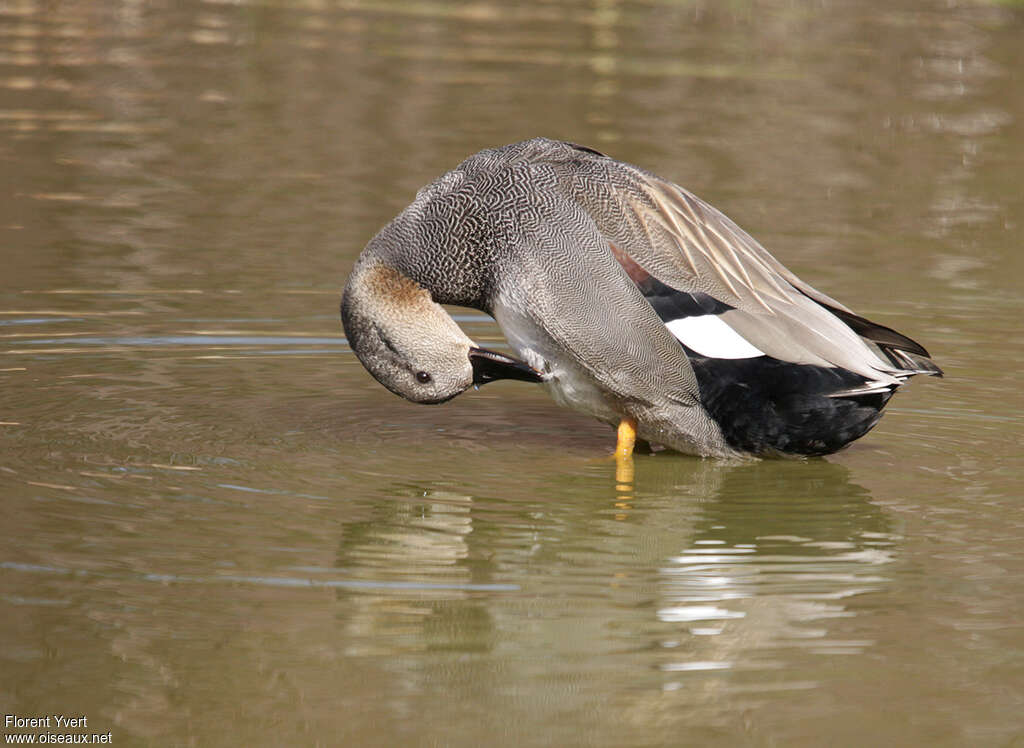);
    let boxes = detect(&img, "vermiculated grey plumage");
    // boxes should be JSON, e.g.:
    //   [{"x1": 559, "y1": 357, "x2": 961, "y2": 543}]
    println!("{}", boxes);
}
[{"x1": 342, "y1": 138, "x2": 940, "y2": 458}]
